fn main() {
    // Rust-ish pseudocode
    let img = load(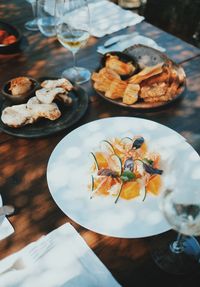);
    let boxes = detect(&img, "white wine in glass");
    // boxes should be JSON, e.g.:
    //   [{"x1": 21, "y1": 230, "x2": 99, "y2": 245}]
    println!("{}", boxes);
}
[
  {"x1": 56, "y1": 0, "x2": 91, "y2": 84},
  {"x1": 152, "y1": 148, "x2": 200, "y2": 275}
]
